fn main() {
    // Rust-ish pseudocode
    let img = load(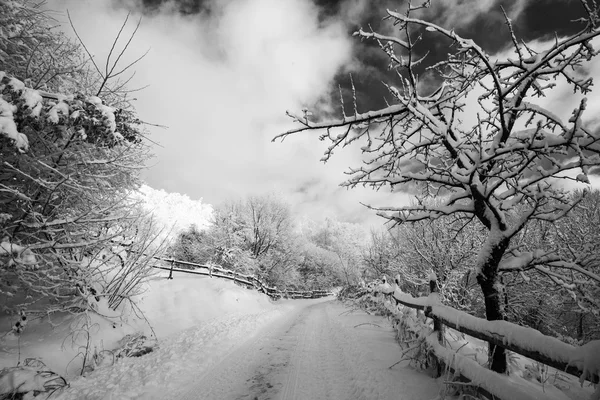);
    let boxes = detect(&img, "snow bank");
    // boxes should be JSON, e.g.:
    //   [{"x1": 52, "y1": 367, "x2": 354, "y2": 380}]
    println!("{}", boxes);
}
[
  {"x1": 55, "y1": 309, "x2": 285, "y2": 400},
  {"x1": 0, "y1": 273, "x2": 275, "y2": 377},
  {"x1": 570, "y1": 340, "x2": 600, "y2": 385},
  {"x1": 136, "y1": 272, "x2": 274, "y2": 339},
  {"x1": 428, "y1": 334, "x2": 559, "y2": 400}
]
